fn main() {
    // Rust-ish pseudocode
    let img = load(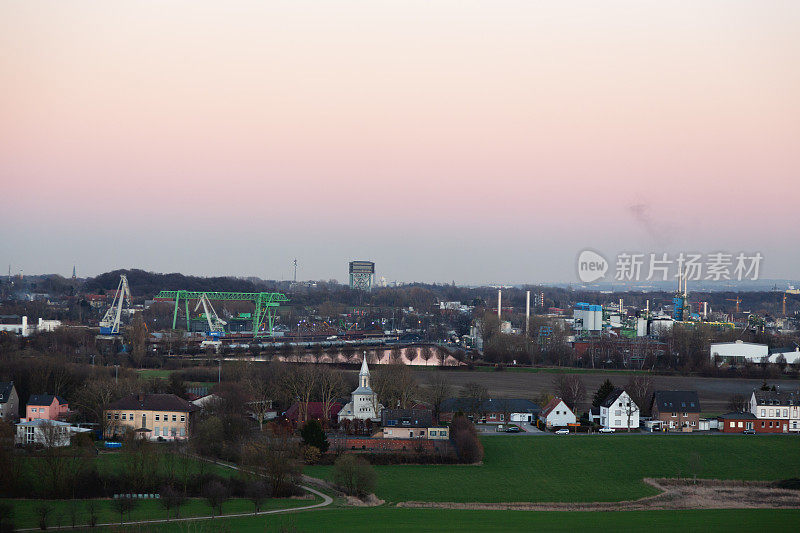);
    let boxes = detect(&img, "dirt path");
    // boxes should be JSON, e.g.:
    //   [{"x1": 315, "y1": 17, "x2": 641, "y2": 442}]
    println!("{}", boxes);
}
[{"x1": 396, "y1": 479, "x2": 800, "y2": 511}]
